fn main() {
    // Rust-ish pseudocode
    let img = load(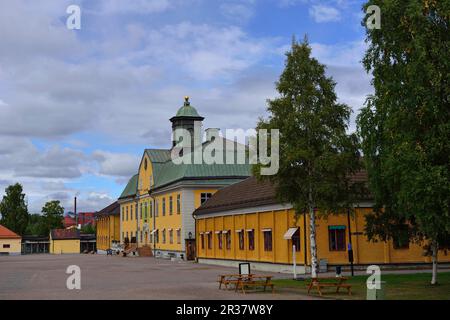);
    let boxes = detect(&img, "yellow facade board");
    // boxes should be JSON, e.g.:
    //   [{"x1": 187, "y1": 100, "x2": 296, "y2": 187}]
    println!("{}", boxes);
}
[
  {"x1": 197, "y1": 208, "x2": 450, "y2": 266},
  {"x1": 50, "y1": 239, "x2": 80, "y2": 254},
  {"x1": 0, "y1": 238, "x2": 21, "y2": 254}
]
